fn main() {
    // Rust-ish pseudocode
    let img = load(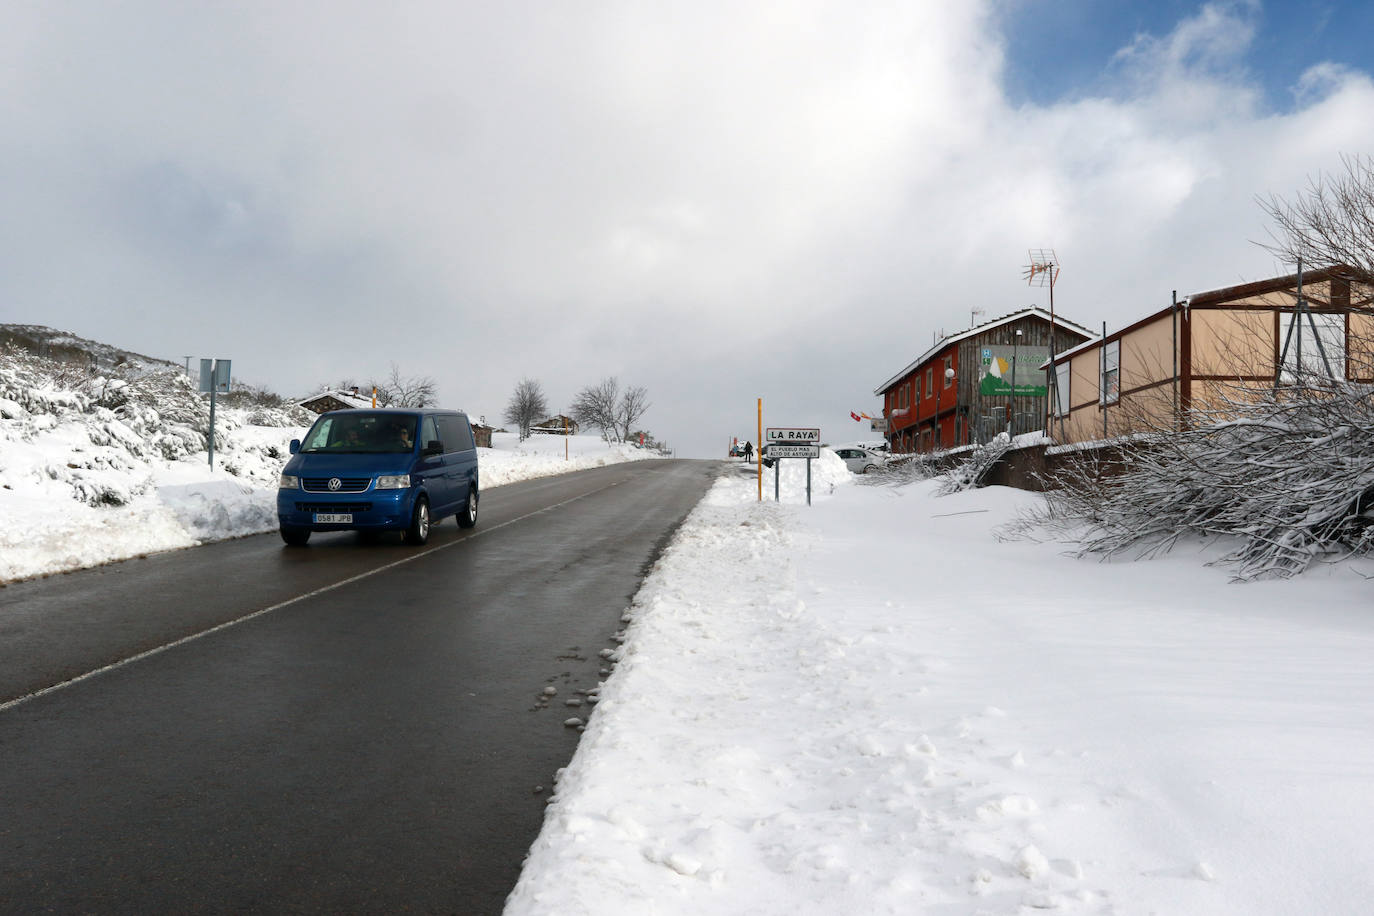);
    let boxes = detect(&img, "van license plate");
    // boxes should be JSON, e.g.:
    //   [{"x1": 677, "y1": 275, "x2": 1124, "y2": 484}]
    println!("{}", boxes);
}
[{"x1": 314, "y1": 513, "x2": 352, "y2": 524}]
